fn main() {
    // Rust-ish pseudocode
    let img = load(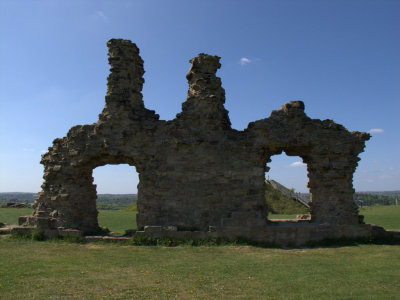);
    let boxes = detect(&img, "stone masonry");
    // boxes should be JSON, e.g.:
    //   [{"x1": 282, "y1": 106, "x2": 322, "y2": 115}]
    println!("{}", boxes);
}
[{"x1": 19, "y1": 39, "x2": 374, "y2": 245}]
